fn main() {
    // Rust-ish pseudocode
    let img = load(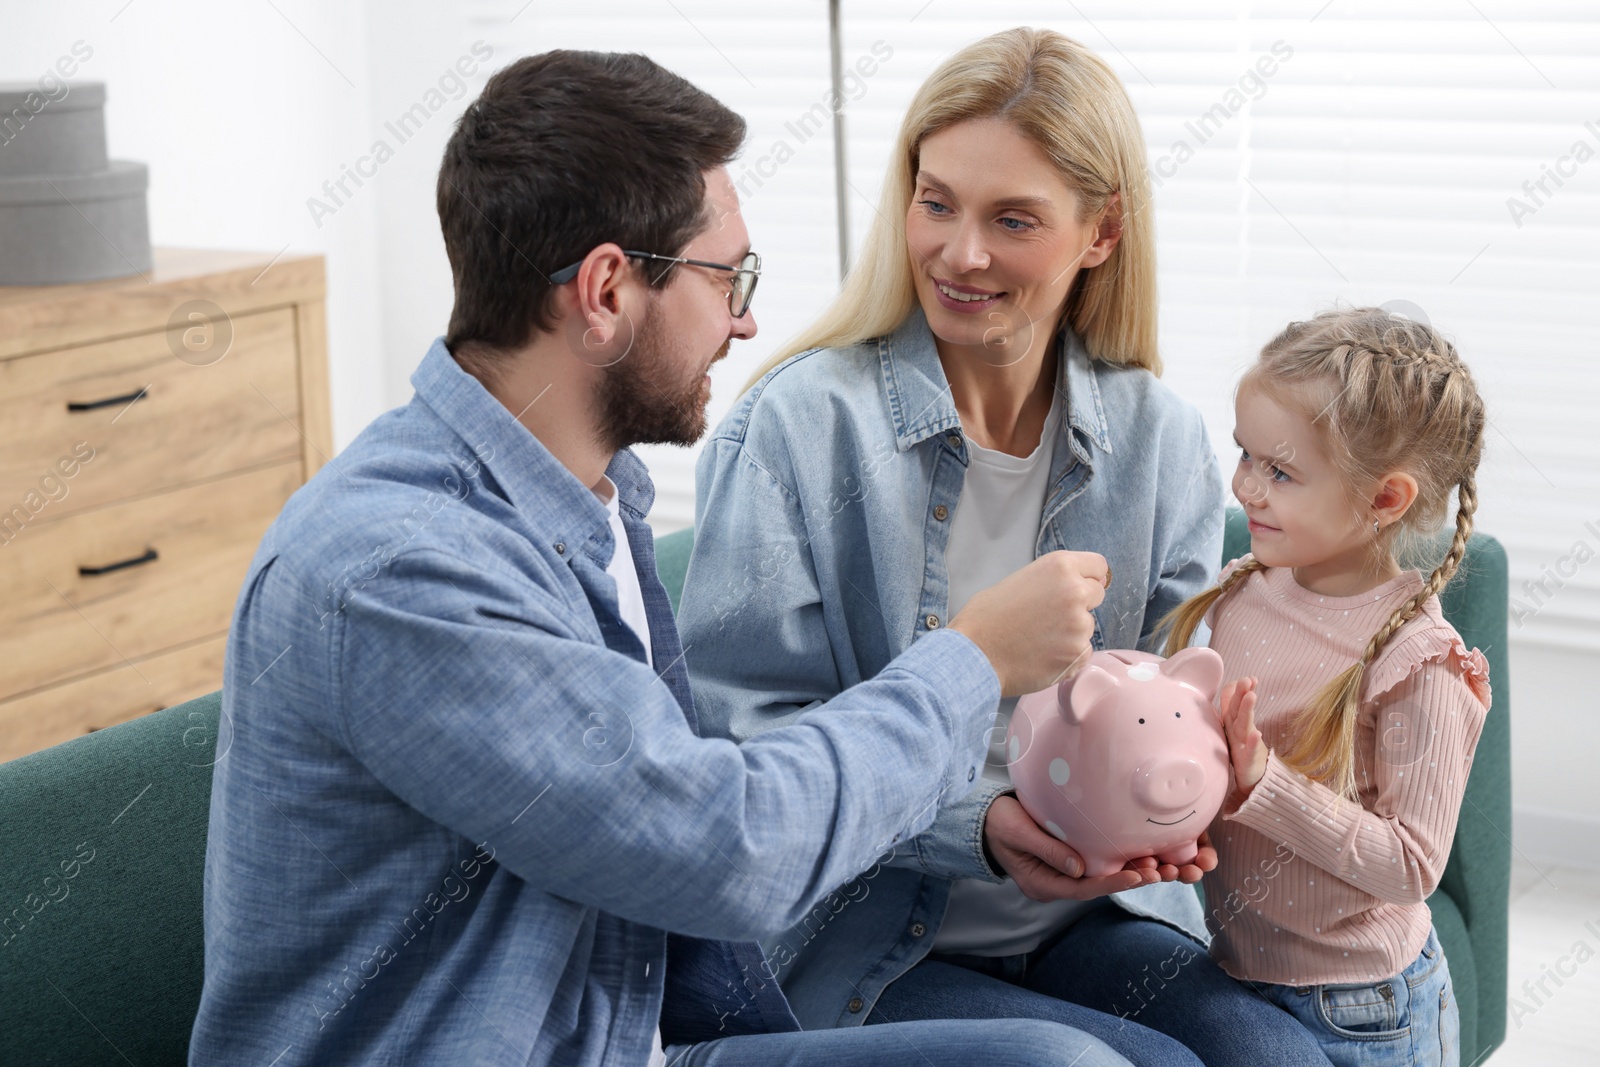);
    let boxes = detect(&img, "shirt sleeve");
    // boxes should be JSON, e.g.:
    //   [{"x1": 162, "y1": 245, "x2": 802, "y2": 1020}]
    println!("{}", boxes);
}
[
  {"x1": 679, "y1": 435, "x2": 1010, "y2": 884},
  {"x1": 334, "y1": 546, "x2": 999, "y2": 943},
  {"x1": 677, "y1": 436, "x2": 842, "y2": 741},
  {"x1": 1142, "y1": 408, "x2": 1225, "y2": 653},
  {"x1": 1224, "y1": 650, "x2": 1489, "y2": 904}
]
